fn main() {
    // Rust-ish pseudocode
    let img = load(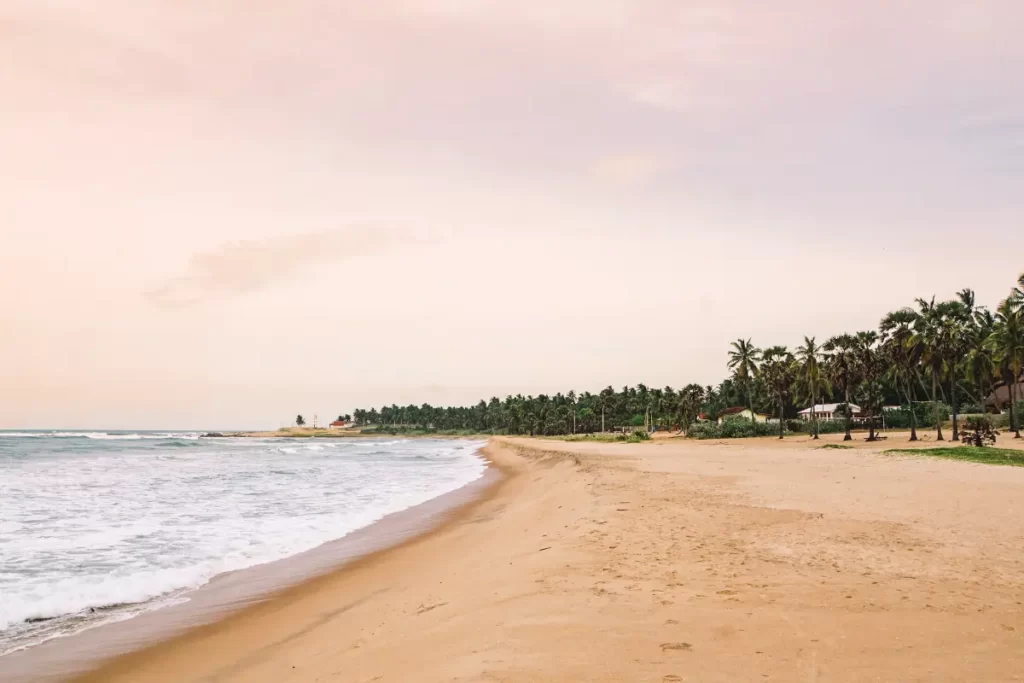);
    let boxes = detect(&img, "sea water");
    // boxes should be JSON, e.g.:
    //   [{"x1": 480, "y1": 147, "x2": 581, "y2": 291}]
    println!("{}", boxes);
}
[{"x1": 0, "y1": 431, "x2": 486, "y2": 656}]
